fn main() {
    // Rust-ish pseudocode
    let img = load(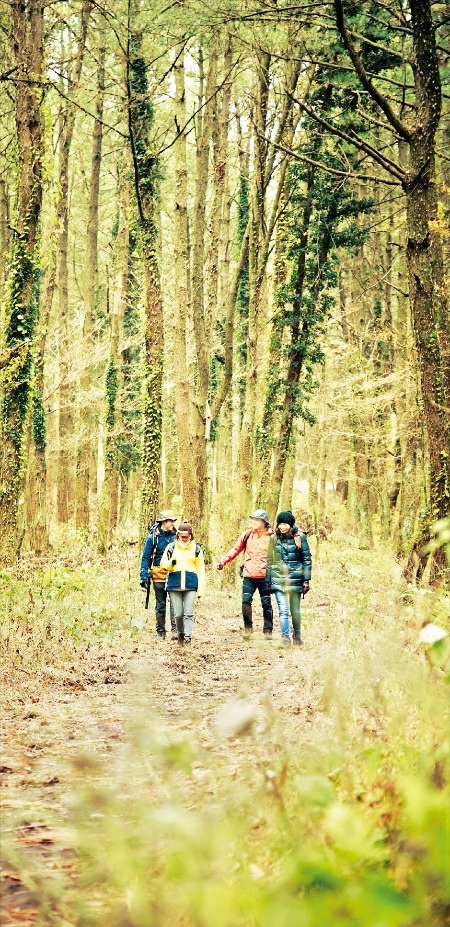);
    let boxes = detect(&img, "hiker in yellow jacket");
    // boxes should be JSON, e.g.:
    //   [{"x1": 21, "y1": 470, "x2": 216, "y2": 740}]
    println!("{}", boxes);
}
[{"x1": 160, "y1": 522, "x2": 206, "y2": 645}]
